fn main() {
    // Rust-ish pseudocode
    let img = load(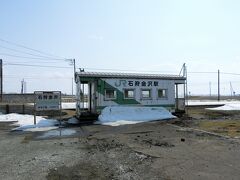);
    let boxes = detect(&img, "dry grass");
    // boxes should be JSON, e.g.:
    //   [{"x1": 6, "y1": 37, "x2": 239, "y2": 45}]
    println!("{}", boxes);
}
[
  {"x1": 186, "y1": 106, "x2": 240, "y2": 138},
  {"x1": 199, "y1": 120, "x2": 240, "y2": 137}
]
